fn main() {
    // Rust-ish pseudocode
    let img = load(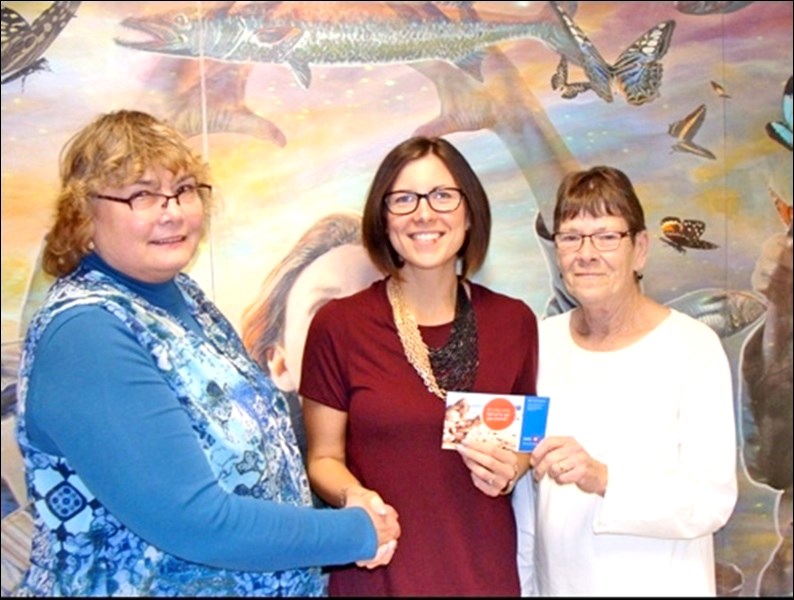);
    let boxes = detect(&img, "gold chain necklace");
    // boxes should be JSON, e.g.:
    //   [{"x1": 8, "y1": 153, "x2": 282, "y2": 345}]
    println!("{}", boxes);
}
[{"x1": 386, "y1": 277, "x2": 447, "y2": 400}]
